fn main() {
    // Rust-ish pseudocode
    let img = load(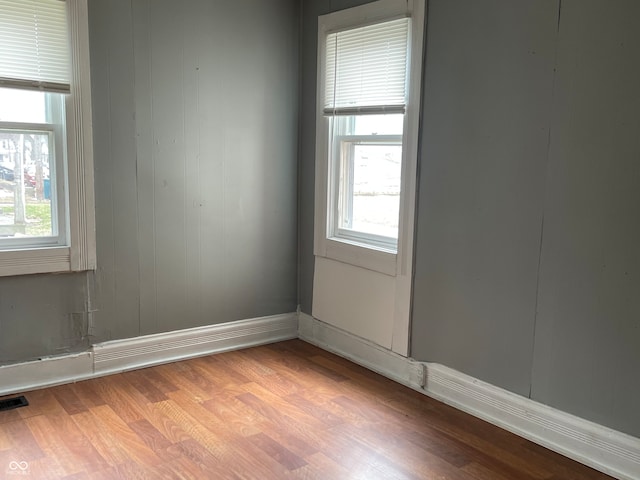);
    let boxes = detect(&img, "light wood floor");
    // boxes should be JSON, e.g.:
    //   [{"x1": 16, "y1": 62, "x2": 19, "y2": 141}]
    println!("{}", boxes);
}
[{"x1": 0, "y1": 340, "x2": 613, "y2": 479}]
